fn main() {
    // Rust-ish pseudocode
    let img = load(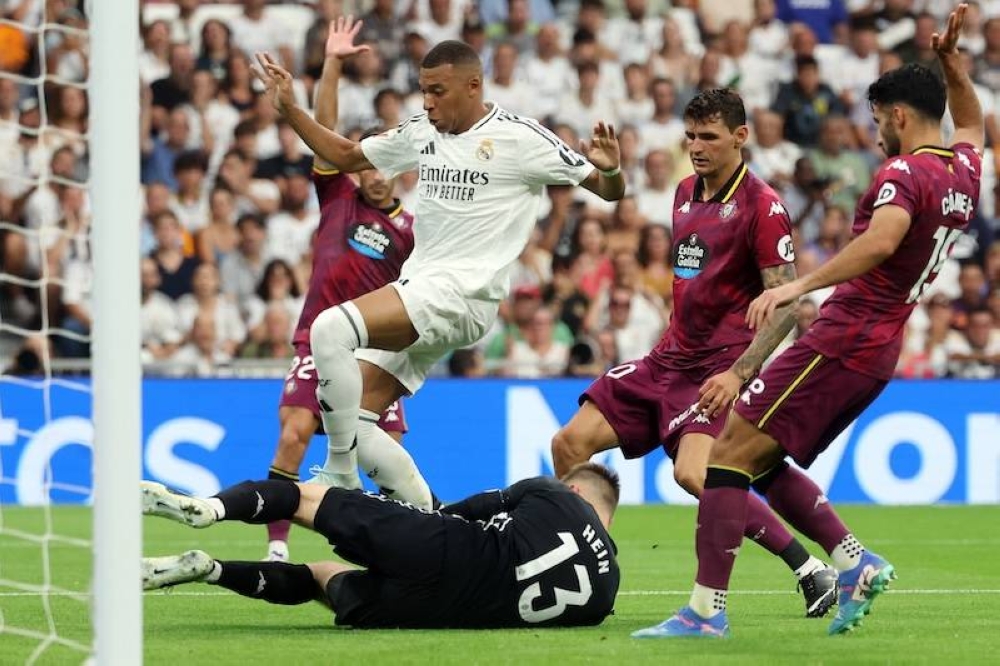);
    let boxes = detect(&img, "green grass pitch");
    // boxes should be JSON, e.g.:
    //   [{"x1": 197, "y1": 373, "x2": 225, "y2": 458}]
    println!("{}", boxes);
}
[{"x1": 2, "y1": 504, "x2": 999, "y2": 665}]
